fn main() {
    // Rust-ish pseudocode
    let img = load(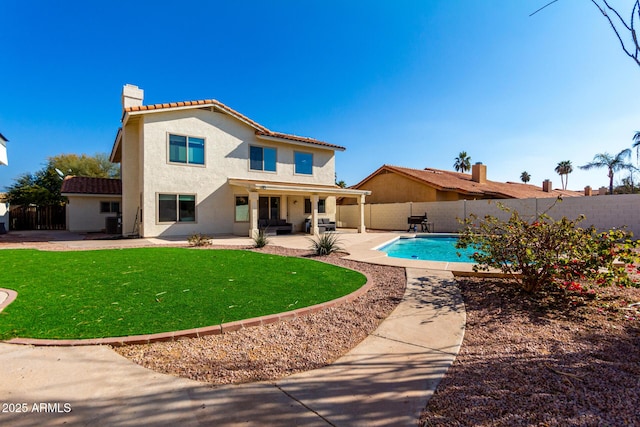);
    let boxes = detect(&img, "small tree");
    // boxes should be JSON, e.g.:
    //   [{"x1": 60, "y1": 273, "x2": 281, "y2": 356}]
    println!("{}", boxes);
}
[
  {"x1": 532, "y1": 1, "x2": 640, "y2": 69},
  {"x1": 589, "y1": 0, "x2": 640, "y2": 69},
  {"x1": 5, "y1": 166, "x2": 66, "y2": 206},
  {"x1": 579, "y1": 149, "x2": 633, "y2": 194},
  {"x1": 5, "y1": 153, "x2": 118, "y2": 206},
  {"x1": 49, "y1": 153, "x2": 120, "y2": 179},
  {"x1": 520, "y1": 171, "x2": 531, "y2": 183},
  {"x1": 633, "y1": 131, "x2": 640, "y2": 167},
  {"x1": 457, "y1": 200, "x2": 639, "y2": 294}
]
